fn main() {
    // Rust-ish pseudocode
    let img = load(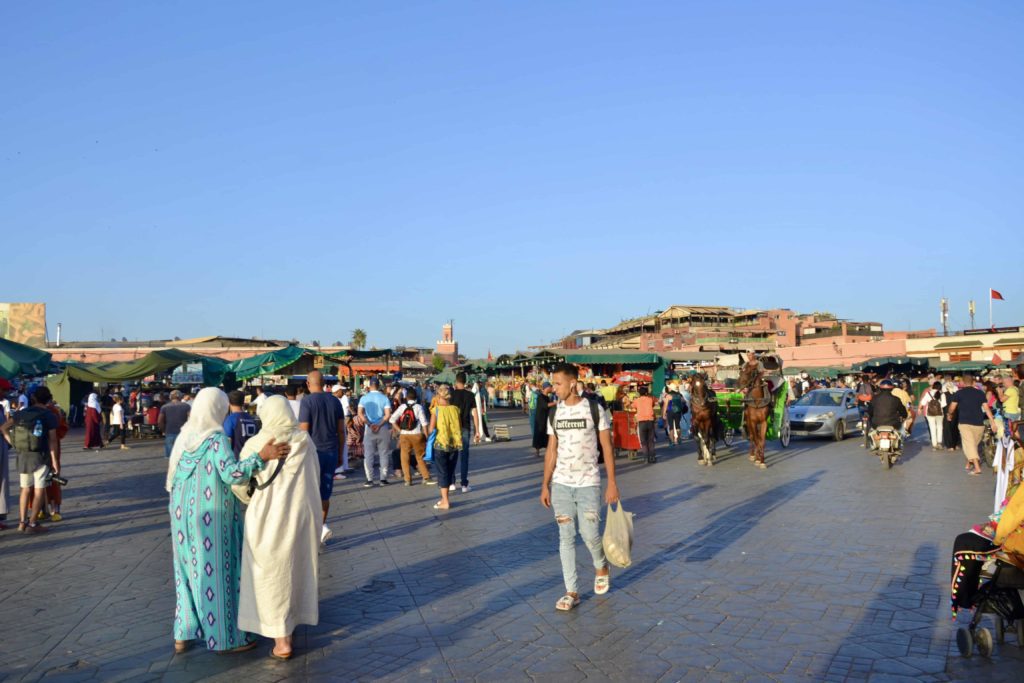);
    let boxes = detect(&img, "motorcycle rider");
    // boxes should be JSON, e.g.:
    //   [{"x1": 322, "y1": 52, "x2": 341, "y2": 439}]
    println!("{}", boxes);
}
[{"x1": 866, "y1": 379, "x2": 908, "y2": 449}]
